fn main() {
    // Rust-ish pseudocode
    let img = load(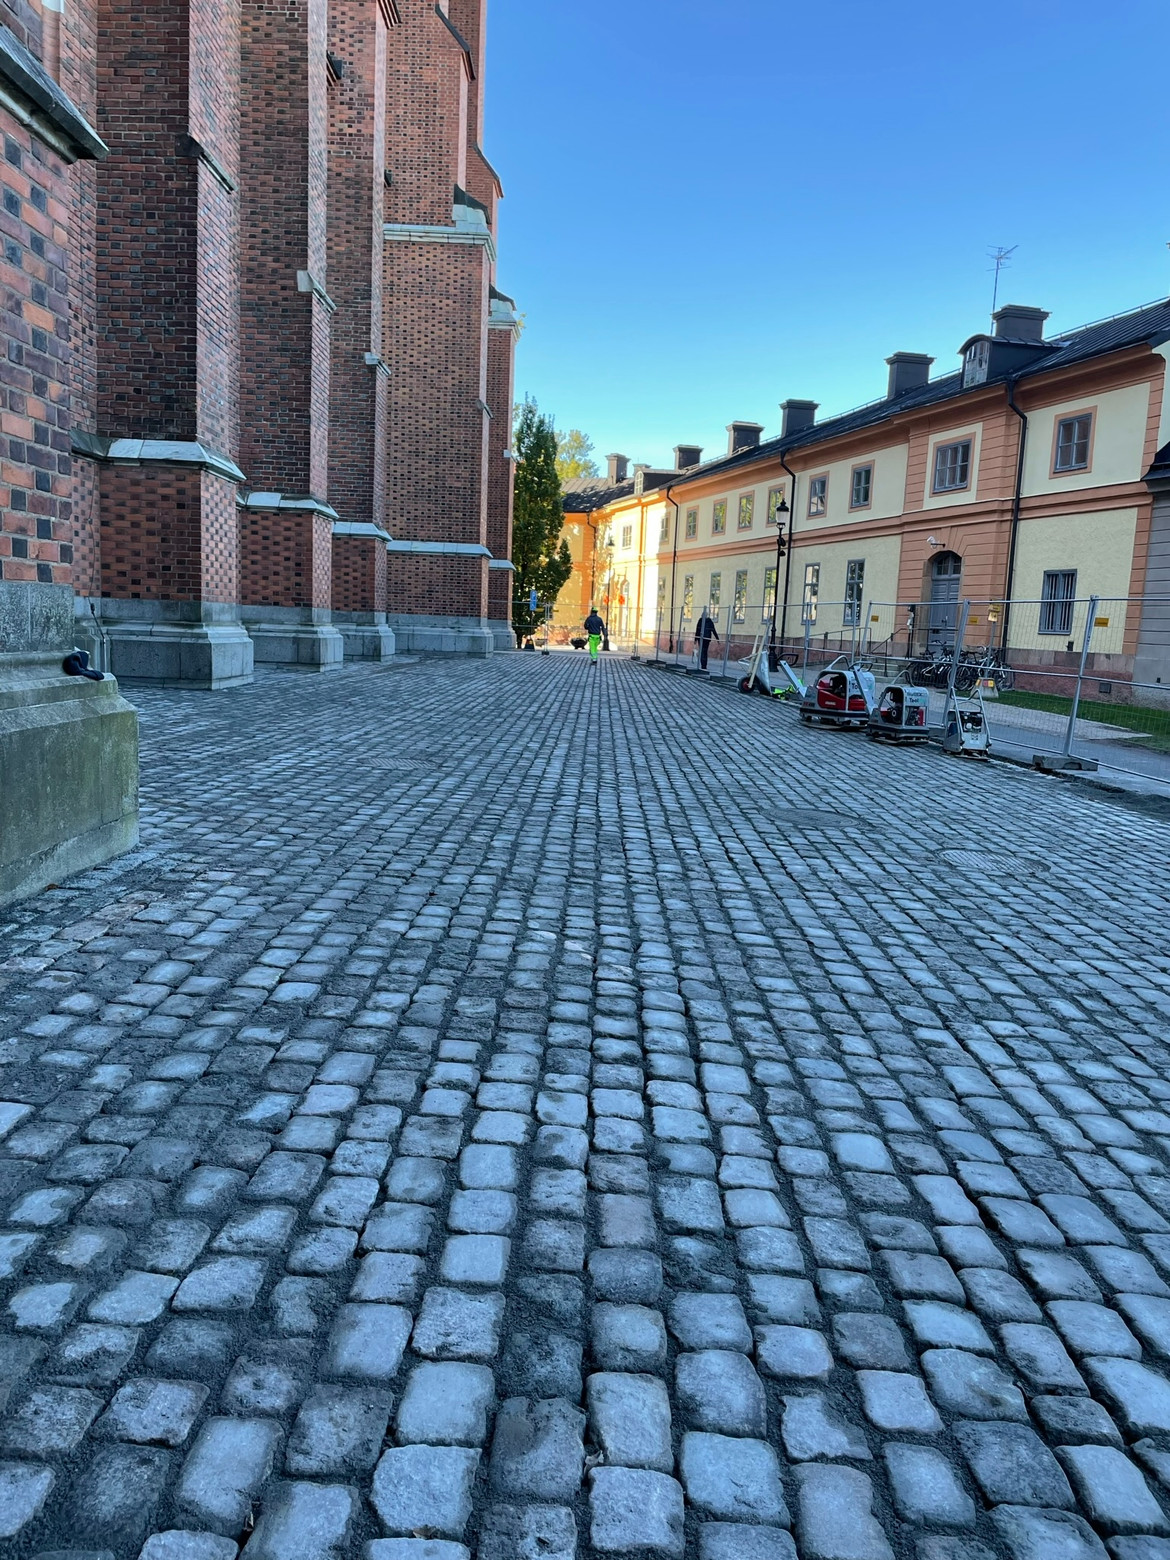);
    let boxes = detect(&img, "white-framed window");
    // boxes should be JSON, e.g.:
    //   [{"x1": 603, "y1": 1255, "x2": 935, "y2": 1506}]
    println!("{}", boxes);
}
[
  {"x1": 807, "y1": 475, "x2": 827, "y2": 516},
  {"x1": 843, "y1": 559, "x2": 865, "y2": 627},
  {"x1": 660, "y1": 513, "x2": 670, "y2": 543},
  {"x1": 1054, "y1": 413, "x2": 1092, "y2": 473},
  {"x1": 621, "y1": 524, "x2": 632, "y2": 549},
  {"x1": 685, "y1": 507, "x2": 698, "y2": 539},
  {"x1": 709, "y1": 571, "x2": 721, "y2": 609},
  {"x1": 712, "y1": 501, "x2": 727, "y2": 535},
  {"x1": 657, "y1": 577, "x2": 666, "y2": 608},
  {"x1": 682, "y1": 575, "x2": 694, "y2": 617},
  {"x1": 850, "y1": 464, "x2": 872, "y2": 509},
  {"x1": 1039, "y1": 569, "x2": 1077, "y2": 635},
  {"x1": 933, "y1": 439, "x2": 972, "y2": 493},
  {"x1": 766, "y1": 485, "x2": 786, "y2": 525},
  {"x1": 733, "y1": 569, "x2": 748, "y2": 621},
  {"x1": 763, "y1": 566, "x2": 777, "y2": 616},
  {"x1": 737, "y1": 493, "x2": 754, "y2": 531},
  {"x1": 802, "y1": 563, "x2": 820, "y2": 625}
]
